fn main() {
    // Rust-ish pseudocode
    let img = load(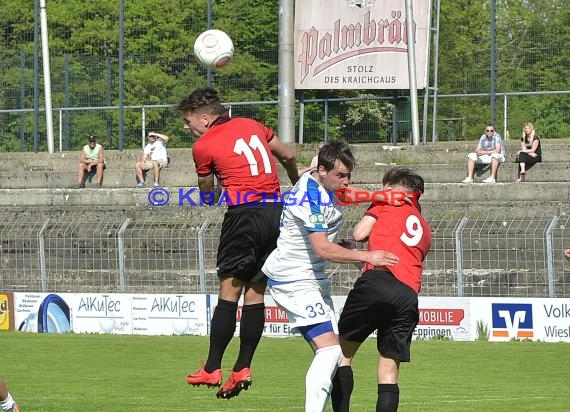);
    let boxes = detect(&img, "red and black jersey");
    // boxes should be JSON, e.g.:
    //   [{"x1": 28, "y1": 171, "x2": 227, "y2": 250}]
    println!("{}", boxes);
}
[
  {"x1": 192, "y1": 117, "x2": 281, "y2": 205},
  {"x1": 362, "y1": 203, "x2": 432, "y2": 294}
]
